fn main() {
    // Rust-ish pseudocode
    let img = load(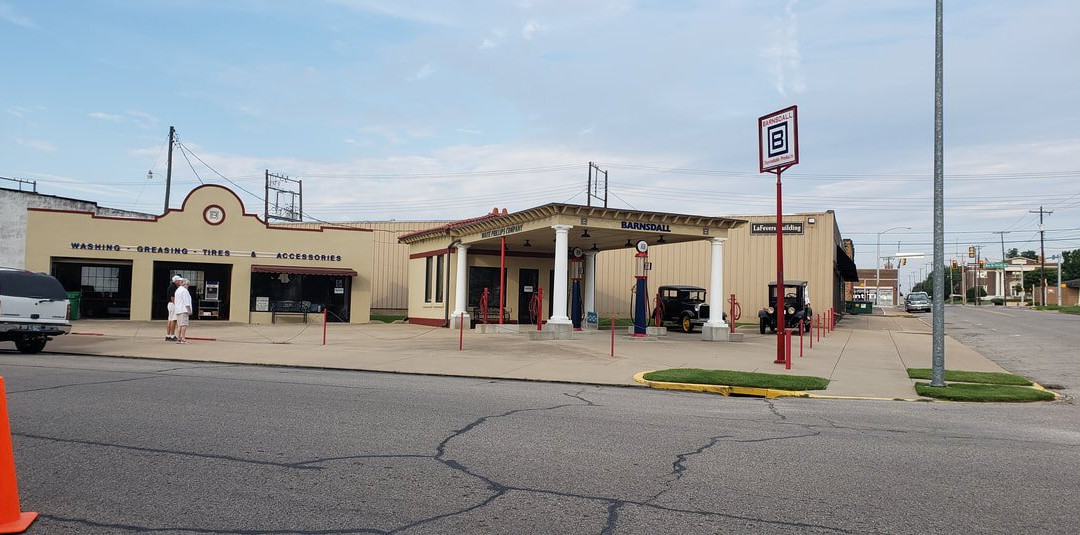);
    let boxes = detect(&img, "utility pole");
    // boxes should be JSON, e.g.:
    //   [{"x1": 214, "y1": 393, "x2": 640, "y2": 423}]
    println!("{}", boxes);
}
[
  {"x1": 1030, "y1": 206, "x2": 1053, "y2": 305},
  {"x1": 994, "y1": 231, "x2": 1009, "y2": 303},
  {"x1": 930, "y1": 0, "x2": 946, "y2": 387},
  {"x1": 1055, "y1": 254, "x2": 1062, "y2": 306},
  {"x1": 586, "y1": 162, "x2": 609, "y2": 208},
  {"x1": 164, "y1": 126, "x2": 175, "y2": 214}
]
